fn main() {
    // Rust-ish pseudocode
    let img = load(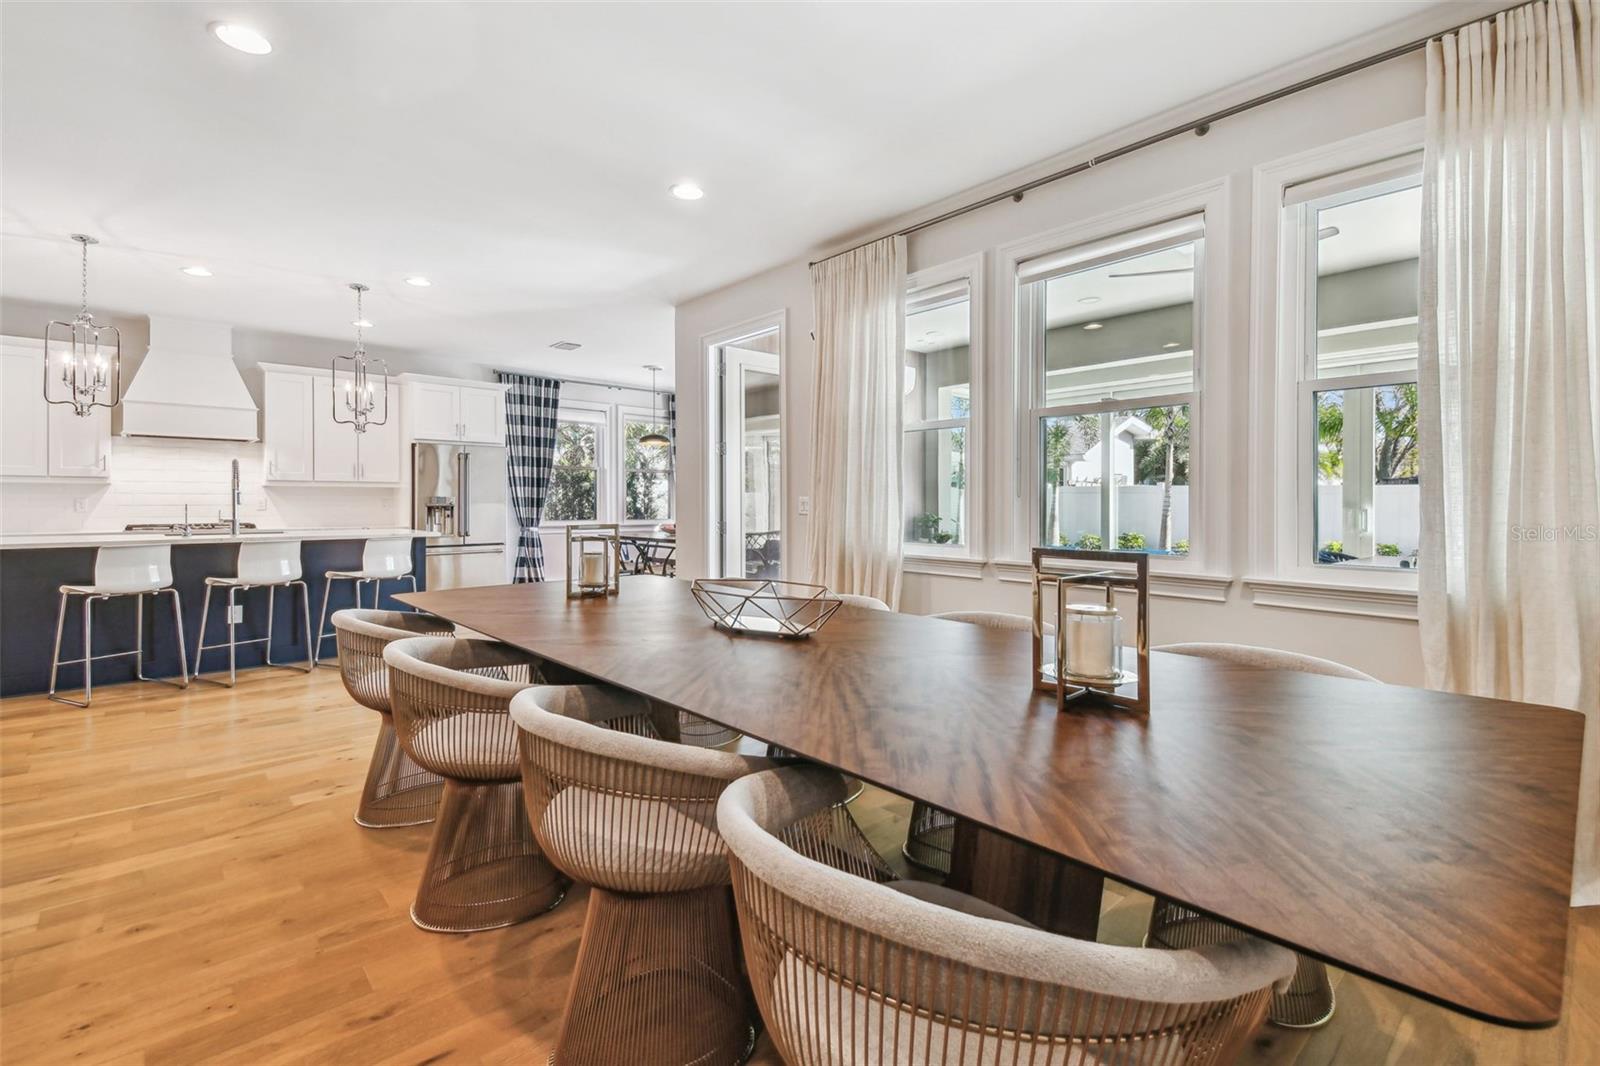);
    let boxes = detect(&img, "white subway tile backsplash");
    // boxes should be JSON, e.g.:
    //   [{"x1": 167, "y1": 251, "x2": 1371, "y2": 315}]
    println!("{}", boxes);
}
[{"x1": 0, "y1": 437, "x2": 402, "y2": 533}]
